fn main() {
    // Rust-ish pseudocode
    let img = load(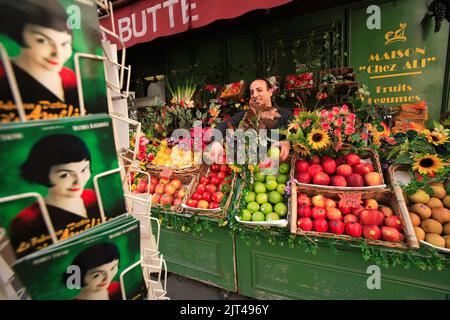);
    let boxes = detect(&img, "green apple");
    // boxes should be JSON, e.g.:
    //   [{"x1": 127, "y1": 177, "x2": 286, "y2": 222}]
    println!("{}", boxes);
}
[
  {"x1": 274, "y1": 203, "x2": 288, "y2": 217},
  {"x1": 246, "y1": 202, "x2": 260, "y2": 213},
  {"x1": 279, "y1": 163, "x2": 290, "y2": 174},
  {"x1": 268, "y1": 147, "x2": 280, "y2": 160},
  {"x1": 256, "y1": 193, "x2": 269, "y2": 204},
  {"x1": 269, "y1": 191, "x2": 283, "y2": 204},
  {"x1": 277, "y1": 183, "x2": 286, "y2": 195},
  {"x1": 241, "y1": 209, "x2": 252, "y2": 221},
  {"x1": 244, "y1": 191, "x2": 256, "y2": 203},
  {"x1": 266, "y1": 212, "x2": 280, "y2": 221},
  {"x1": 265, "y1": 180, "x2": 278, "y2": 191},
  {"x1": 255, "y1": 172, "x2": 266, "y2": 182},
  {"x1": 254, "y1": 182, "x2": 267, "y2": 194},
  {"x1": 266, "y1": 175, "x2": 277, "y2": 181},
  {"x1": 276, "y1": 174, "x2": 288, "y2": 184},
  {"x1": 260, "y1": 202, "x2": 273, "y2": 215},
  {"x1": 252, "y1": 211, "x2": 265, "y2": 222}
]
